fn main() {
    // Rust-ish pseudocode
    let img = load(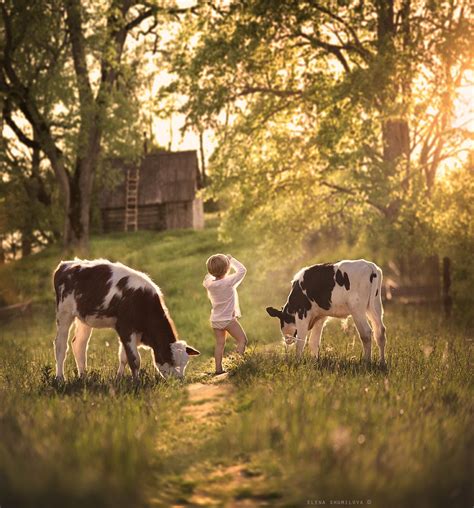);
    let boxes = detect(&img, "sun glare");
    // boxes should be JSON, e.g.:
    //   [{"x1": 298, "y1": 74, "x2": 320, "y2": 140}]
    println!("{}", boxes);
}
[{"x1": 453, "y1": 80, "x2": 474, "y2": 132}]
